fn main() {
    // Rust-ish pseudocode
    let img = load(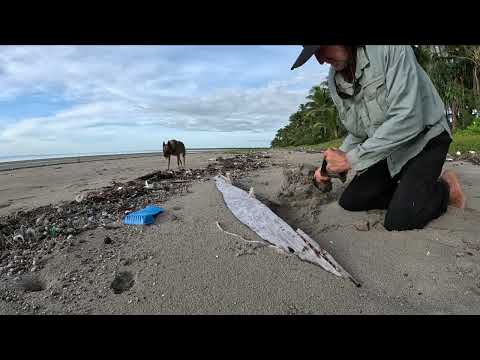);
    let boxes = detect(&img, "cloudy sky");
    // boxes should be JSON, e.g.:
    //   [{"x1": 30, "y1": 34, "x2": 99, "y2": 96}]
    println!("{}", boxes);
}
[{"x1": 0, "y1": 46, "x2": 329, "y2": 157}]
